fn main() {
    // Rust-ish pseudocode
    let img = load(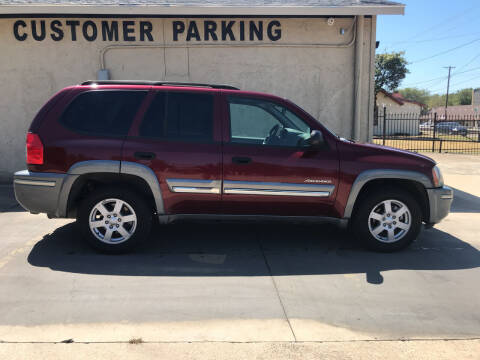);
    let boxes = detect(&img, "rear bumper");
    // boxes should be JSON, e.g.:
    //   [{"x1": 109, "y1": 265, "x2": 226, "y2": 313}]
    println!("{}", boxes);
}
[
  {"x1": 13, "y1": 170, "x2": 67, "y2": 217},
  {"x1": 426, "y1": 186, "x2": 453, "y2": 224}
]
